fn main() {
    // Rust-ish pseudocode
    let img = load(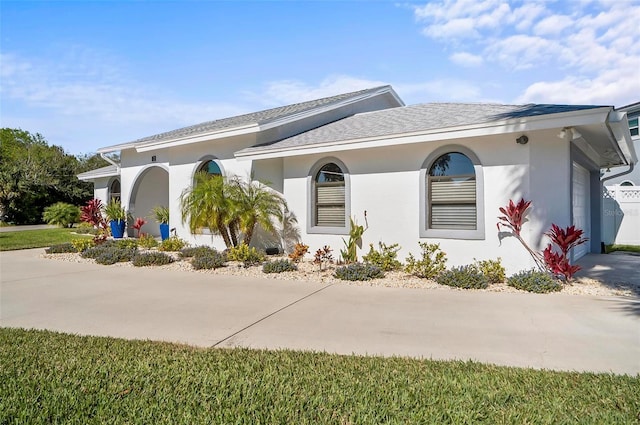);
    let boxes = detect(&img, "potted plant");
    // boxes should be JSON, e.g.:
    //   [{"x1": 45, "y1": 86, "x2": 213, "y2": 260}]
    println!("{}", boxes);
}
[
  {"x1": 104, "y1": 200, "x2": 127, "y2": 238},
  {"x1": 152, "y1": 206, "x2": 170, "y2": 241}
]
